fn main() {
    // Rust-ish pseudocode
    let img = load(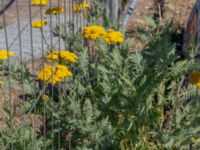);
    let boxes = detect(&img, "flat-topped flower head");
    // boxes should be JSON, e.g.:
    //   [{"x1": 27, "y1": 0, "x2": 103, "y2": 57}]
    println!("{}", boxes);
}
[
  {"x1": 46, "y1": 50, "x2": 78, "y2": 63},
  {"x1": 189, "y1": 72, "x2": 200, "y2": 88},
  {"x1": 37, "y1": 64, "x2": 72, "y2": 85},
  {"x1": 73, "y1": 3, "x2": 90, "y2": 13},
  {"x1": 32, "y1": 20, "x2": 47, "y2": 28},
  {"x1": 0, "y1": 50, "x2": 14, "y2": 61},
  {"x1": 103, "y1": 29, "x2": 124, "y2": 45},
  {"x1": 45, "y1": 7, "x2": 65, "y2": 15},
  {"x1": 32, "y1": 0, "x2": 48, "y2": 6},
  {"x1": 83, "y1": 25, "x2": 106, "y2": 40},
  {"x1": 42, "y1": 95, "x2": 49, "y2": 101}
]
